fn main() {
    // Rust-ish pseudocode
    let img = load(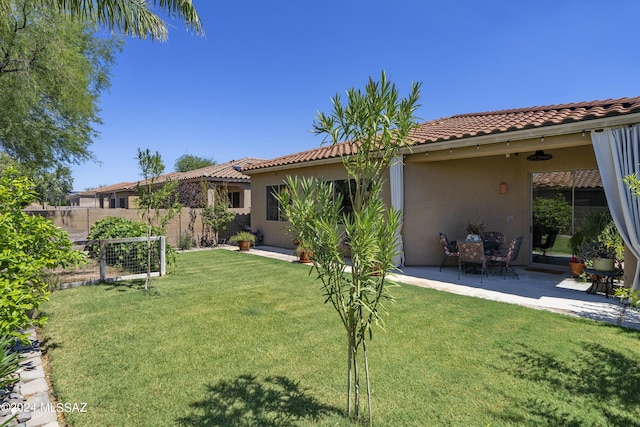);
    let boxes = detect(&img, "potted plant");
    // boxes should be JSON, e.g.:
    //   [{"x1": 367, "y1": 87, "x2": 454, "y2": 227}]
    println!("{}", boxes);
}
[
  {"x1": 229, "y1": 231, "x2": 256, "y2": 251},
  {"x1": 569, "y1": 211, "x2": 611, "y2": 259},
  {"x1": 293, "y1": 238, "x2": 313, "y2": 263},
  {"x1": 580, "y1": 240, "x2": 617, "y2": 272},
  {"x1": 295, "y1": 245, "x2": 313, "y2": 264},
  {"x1": 464, "y1": 218, "x2": 485, "y2": 242},
  {"x1": 569, "y1": 256, "x2": 585, "y2": 277}
]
